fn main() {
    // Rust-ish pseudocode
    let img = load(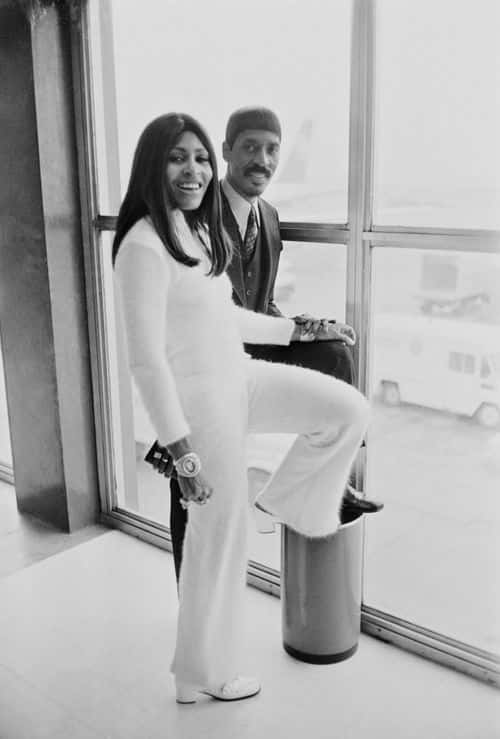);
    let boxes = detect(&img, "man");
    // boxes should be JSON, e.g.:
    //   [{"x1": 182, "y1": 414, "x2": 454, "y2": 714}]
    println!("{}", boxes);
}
[
  {"x1": 149, "y1": 107, "x2": 382, "y2": 581},
  {"x1": 221, "y1": 106, "x2": 357, "y2": 380}
]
